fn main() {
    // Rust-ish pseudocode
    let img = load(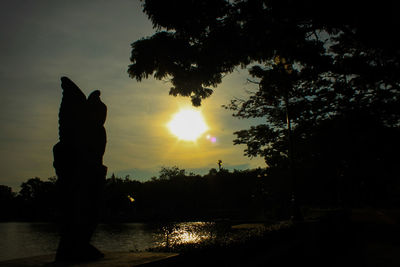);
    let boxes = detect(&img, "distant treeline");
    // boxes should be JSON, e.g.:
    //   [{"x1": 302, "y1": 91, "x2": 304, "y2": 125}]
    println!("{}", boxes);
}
[{"x1": 1, "y1": 163, "x2": 399, "y2": 222}]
